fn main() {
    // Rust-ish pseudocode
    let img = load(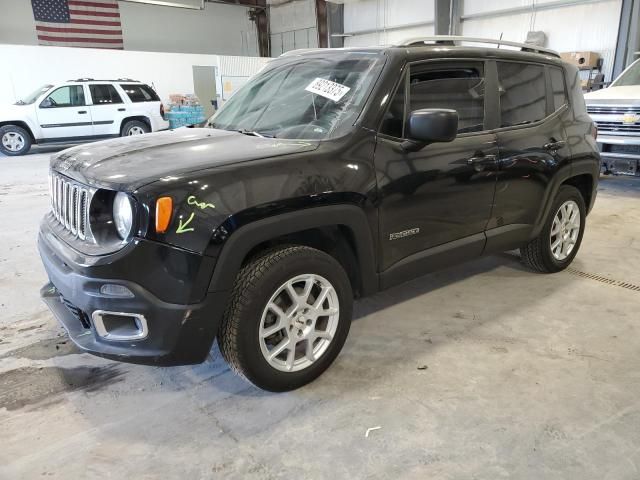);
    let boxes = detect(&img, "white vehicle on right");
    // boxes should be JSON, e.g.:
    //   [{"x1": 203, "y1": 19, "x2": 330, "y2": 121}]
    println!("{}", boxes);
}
[{"x1": 585, "y1": 59, "x2": 640, "y2": 176}]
